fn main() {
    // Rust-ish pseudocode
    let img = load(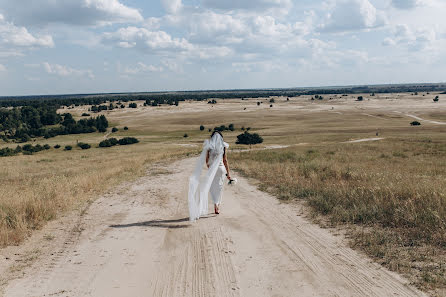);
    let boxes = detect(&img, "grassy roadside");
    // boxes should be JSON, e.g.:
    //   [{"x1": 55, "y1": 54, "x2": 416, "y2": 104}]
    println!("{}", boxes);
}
[
  {"x1": 231, "y1": 137, "x2": 446, "y2": 294},
  {"x1": 0, "y1": 142, "x2": 196, "y2": 247}
]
